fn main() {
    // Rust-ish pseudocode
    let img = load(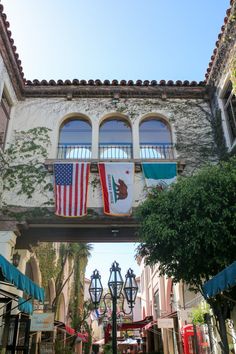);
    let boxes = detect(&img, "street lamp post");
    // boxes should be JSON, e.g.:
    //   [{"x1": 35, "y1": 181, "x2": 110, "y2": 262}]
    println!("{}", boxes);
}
[{"x1": 89, "y1": 261, "x2": 138, "y2": 354}]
